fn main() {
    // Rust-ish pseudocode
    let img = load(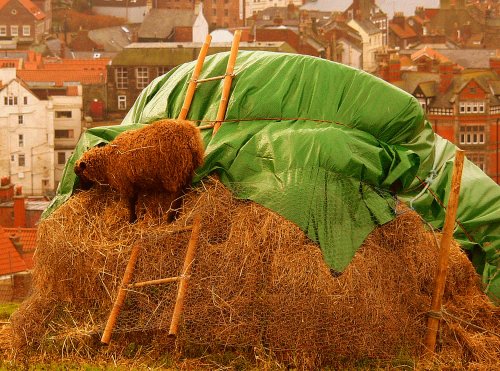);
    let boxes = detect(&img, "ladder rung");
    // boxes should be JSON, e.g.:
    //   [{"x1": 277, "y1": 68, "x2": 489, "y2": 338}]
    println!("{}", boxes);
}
[
  {"x1": 129, "y1": 275, "x2": 186, "y2": 288},
  {"x1": 196, "y1": 75, "x2": 228, "y2": 83}
]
